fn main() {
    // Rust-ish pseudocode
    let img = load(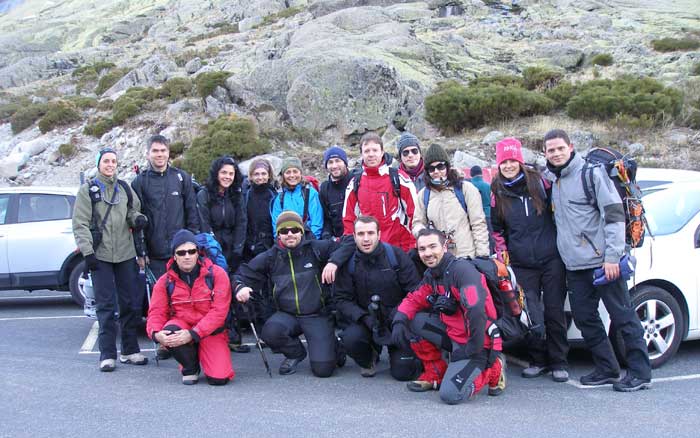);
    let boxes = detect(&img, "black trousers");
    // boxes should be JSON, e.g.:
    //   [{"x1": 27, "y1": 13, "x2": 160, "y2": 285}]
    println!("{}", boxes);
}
[
  {"x1": 567, "y1": 269, "x2": 651, "y2": 380},
  {"x1": 163, "y1": 324, "x2": 229, "y2": 385},
  {"x1": 340, "y1": 322, "x2": 420, "y2": 381},
  {"x1": 512, "y1": 257, "x2": 569, "y2": 370},
  {"x1": 92, "y1": 258, "x2": 143, "y2": 361},
  {"x1": 261, "y1": 311, "x2": 337, "y2": 377}
]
